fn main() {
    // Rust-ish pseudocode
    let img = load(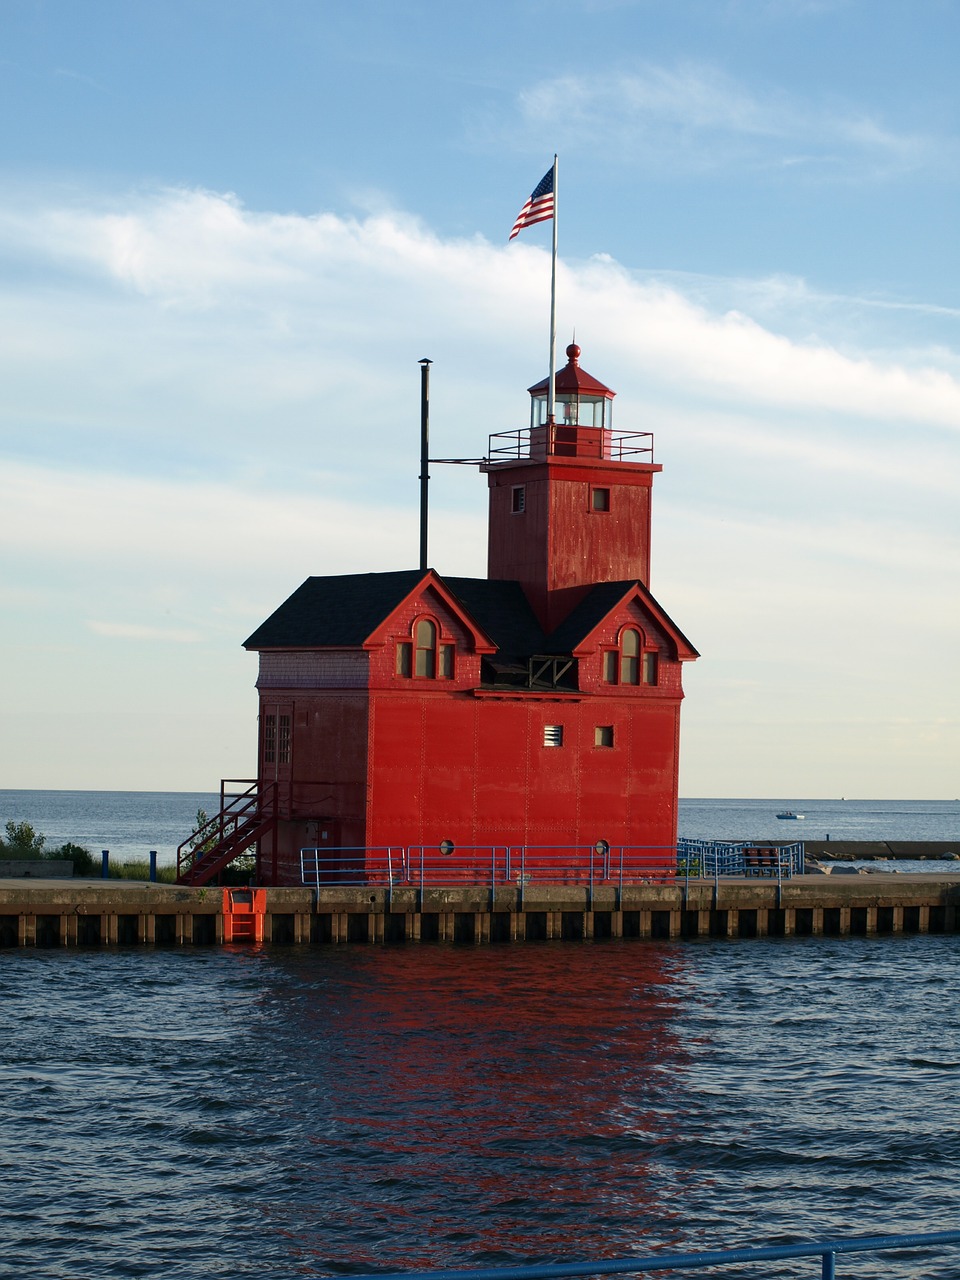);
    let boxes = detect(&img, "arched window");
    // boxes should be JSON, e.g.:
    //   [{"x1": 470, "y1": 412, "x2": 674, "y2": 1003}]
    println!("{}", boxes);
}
[
  {"x1": 396, "y1": 617, "x2": 456, "y2": 680},
  {"x1": 415, "y1": 618, "x2": 437, "y2": 678},
  {"x1": 602, "y1": 627, "x2": 658, "y2": 686},
  {"x1": 620, "y1": 628, "x2": 640, "y2": 685}
]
